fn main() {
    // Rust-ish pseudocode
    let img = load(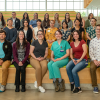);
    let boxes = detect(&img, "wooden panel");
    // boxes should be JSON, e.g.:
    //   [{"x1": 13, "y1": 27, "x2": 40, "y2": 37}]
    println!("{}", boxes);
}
[
  {"x1": 0, "y1": 67, "x2": 100, "y2": 84},
  {"x1": 84, "y1": 0, "x2": 93, "y2": 8}
]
